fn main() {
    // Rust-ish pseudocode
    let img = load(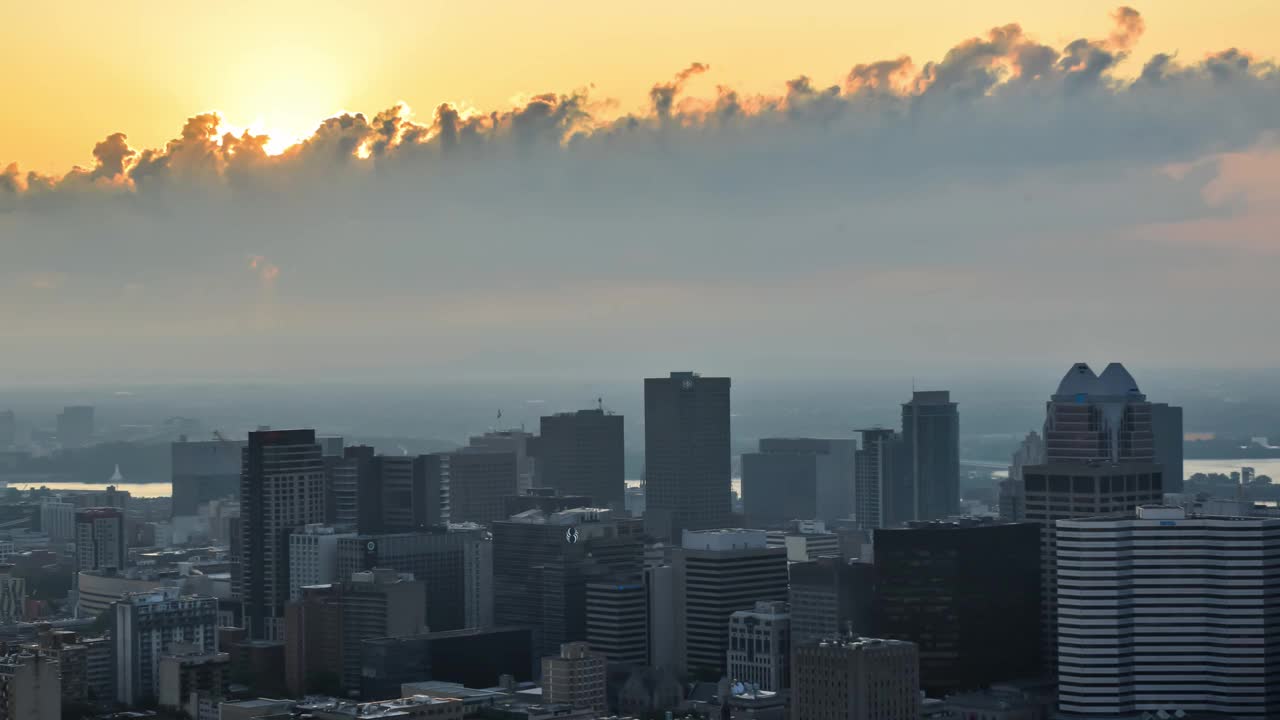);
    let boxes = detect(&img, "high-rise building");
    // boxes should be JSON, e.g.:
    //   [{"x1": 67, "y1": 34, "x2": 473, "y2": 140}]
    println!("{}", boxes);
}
[
  {"x1": 0, "y1": 650, "x2": 61, "y2": 720},
  {"x1": 113, "y1": 586, "x2": 219, "y2": 706},
  {"x1": 542, "y1": 641, "x2": 608, "y2": 715},
  {"x1": 901, "y1": 391, "x2": 959, "y2": 522},
  {"x1": 468, "y1": 430, "x2": 537, "y2": 495},
  {"x1": 1150, "y1": 402, "x2": 1184, "y2": 492},
  {"x1": 742, "y1": 438, "x2": 858, "y2": 528},
  {"x1": 585, "y1": 576, "x2": 647, "y2": 667},
  {"x1": 283, "y1": 583, "x2": 345, "y2": 697},
  {"x1": 726, "y1": 600, "x2": 790, "y2": 691},
  {"x1": 325, "y1": 445, "x2": 372, "y2": 529},
  {"x1": 788, "y1": 557, "x2": 875, "y2": 645},
  {"x1": 872, "y1": 519, "x2": 1041, "y2": 696},
  {"x1": 239, "y1": 428, "x2": 326, "y2": 640},
  {"x1": 791, "y1": 637, "x2": 920, "y2": 720},
  {"x1": 289, "y1": 524, "x2": 356, "y2": 601},
  {"x1": 493, "y1": 508, "x2": 644, "y2": 659},
  {"x1": 1056, "y1": 506, "x2": 1280, "y2": 718},
  {"x1": 39, "y1": 499, "x2": 74, "y2": 543},
  {"x1": 338, "y1": 569, "x2": 428, "y2": 693},
  {"x1": 336, "y1": 526, "x2": 492, "y2": 632},
  {"x1": 75, "y1": 507, "x2": 126, "y2": 571},
  {"x1": 535, "y1": 409, "x2": 625, "y2": 512},
  {"x1": 56, "y1": 405, "x2": 94, "y2": 449},
  {"x1": 172, "y1": 437, "x2": 244, "y2": 518},
  {"x1": 1026, "y1": 362, "x2": 1166, "y2": 666},
  {"x1": 438, "y1": 450, "x2": 519, "y2": 525},
  {"x1": 676, "y1": 529, "x2": 788, "y2": 677},
  {"x1": 0, "y1": 567, "x2": 23, "y2": 624},
  {"x1": 644, "y1": 372, "x2": 732, "y2": 540},
  {"x1": 853, "y1": 429, "x2": 908, "y2": 530}
]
